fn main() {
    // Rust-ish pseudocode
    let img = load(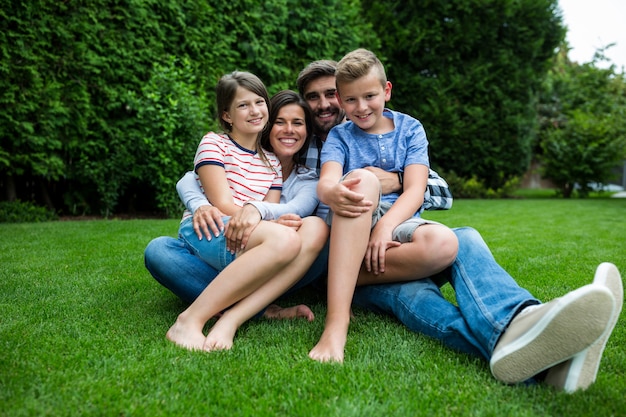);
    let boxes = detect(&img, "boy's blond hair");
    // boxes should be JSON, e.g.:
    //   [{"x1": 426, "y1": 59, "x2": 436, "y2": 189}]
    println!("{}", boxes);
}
[{"x1": 335, "y1": 48, "x2": 387, "y2": 90}]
